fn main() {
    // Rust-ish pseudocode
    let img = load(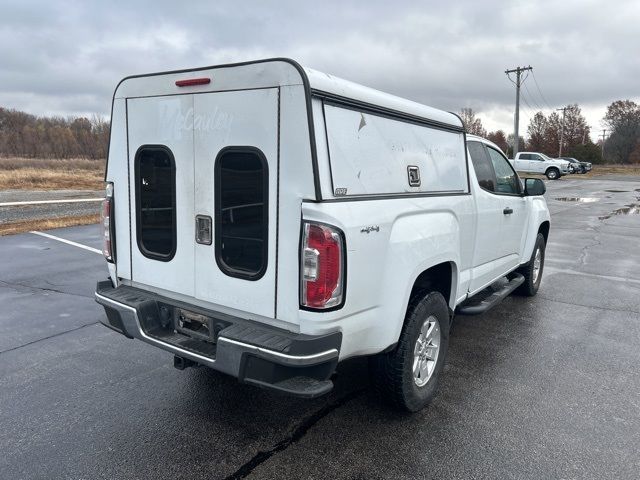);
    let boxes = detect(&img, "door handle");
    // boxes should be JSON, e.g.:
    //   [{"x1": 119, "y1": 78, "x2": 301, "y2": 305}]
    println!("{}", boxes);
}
[
  {"x1": 195, "y1": 215, "x2": 212, "y2": 245},
  {"x1": 503, "y1": 207, "x2": 513, "y2": 215}
]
